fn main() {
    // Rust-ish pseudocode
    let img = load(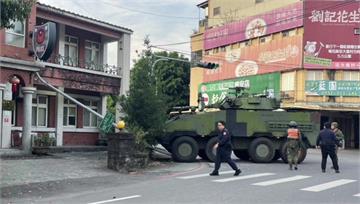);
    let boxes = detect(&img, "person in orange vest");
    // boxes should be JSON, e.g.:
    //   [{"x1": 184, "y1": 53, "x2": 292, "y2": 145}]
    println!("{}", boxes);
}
[{"x1": 287, "y1": 121, "x2": 301, "y2": 170}]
